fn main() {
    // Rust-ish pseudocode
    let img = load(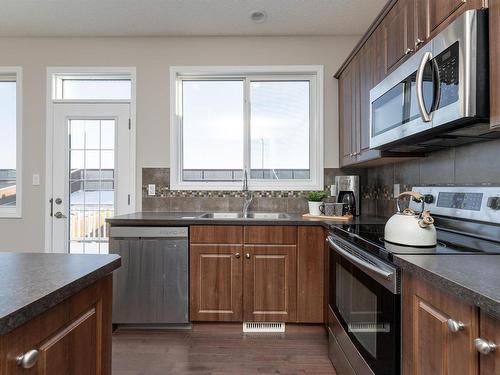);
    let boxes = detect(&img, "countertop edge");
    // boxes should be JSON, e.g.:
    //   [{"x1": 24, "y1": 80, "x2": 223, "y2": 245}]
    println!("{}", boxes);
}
[
  {"x1": 0, "y1": 256, "x2": 121, "y2": 336},
  {"x1": 394, "y1": 255, "x2": 500, "y2": 320}
]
